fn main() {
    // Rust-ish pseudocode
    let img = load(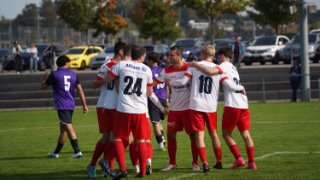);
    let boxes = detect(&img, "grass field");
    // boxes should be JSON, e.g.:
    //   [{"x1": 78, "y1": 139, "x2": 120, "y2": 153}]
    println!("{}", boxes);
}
[{"x1": 0, "y1": 102, "x2": 320, "y2": 180}]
